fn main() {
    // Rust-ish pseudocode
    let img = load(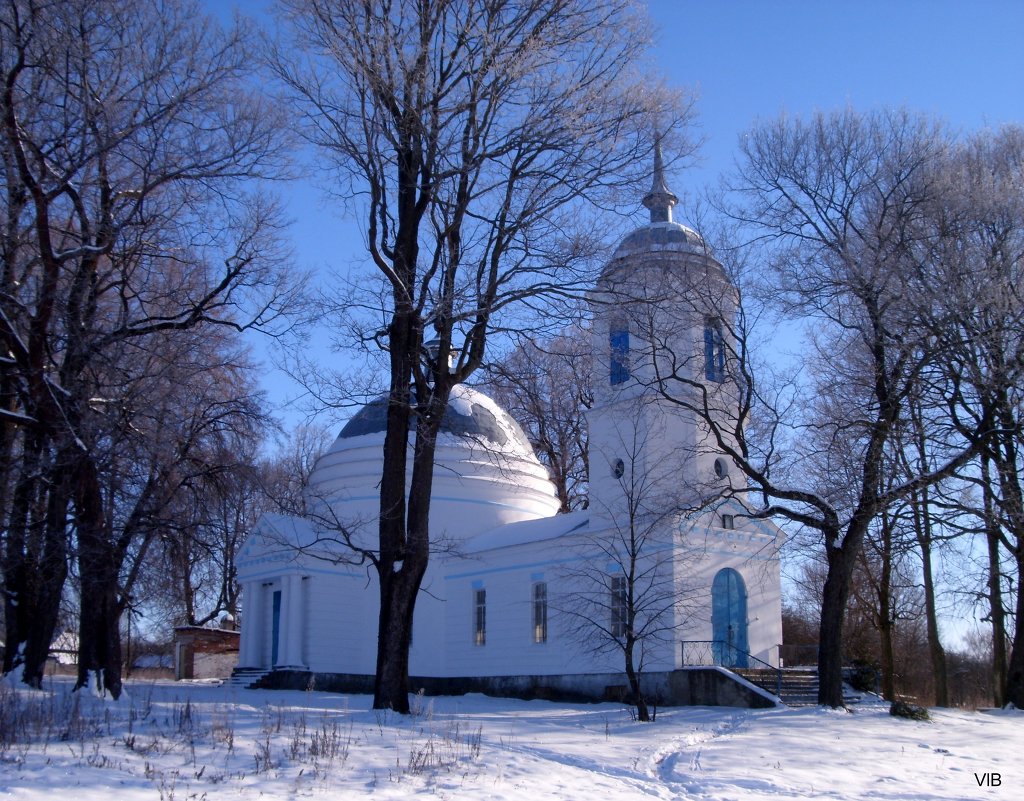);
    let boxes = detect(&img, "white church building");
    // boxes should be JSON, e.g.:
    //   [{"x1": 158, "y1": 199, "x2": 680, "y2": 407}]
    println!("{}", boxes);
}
[{"x1": 234, "y1": 157, "x2": 784, "y2": 706}]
